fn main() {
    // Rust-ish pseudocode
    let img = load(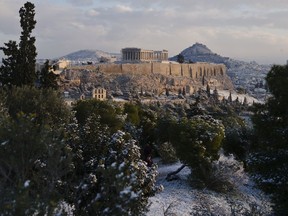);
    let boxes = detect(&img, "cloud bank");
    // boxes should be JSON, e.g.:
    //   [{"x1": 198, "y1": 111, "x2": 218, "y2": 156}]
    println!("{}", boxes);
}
[{"x1": 0, "y1": 0, "x2": 288, "y2": 64}]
